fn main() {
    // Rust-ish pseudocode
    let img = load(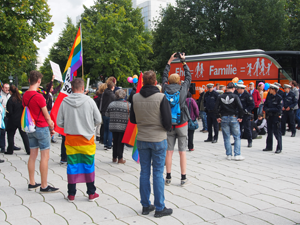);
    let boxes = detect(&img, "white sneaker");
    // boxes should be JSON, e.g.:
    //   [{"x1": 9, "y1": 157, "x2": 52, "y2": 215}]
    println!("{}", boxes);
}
[
  {"x1": 181, "y1": 179, "x2": 191, "y2": 187},
  {"x1": 226, "y1": 155, "x2": 232, "y2": 160},
  {"x1": 234, "y1": 155, "x2": 245, "y2": 161},
  {"x1": 165, "y1": 178, "x2": 172, "y2": 186}
]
